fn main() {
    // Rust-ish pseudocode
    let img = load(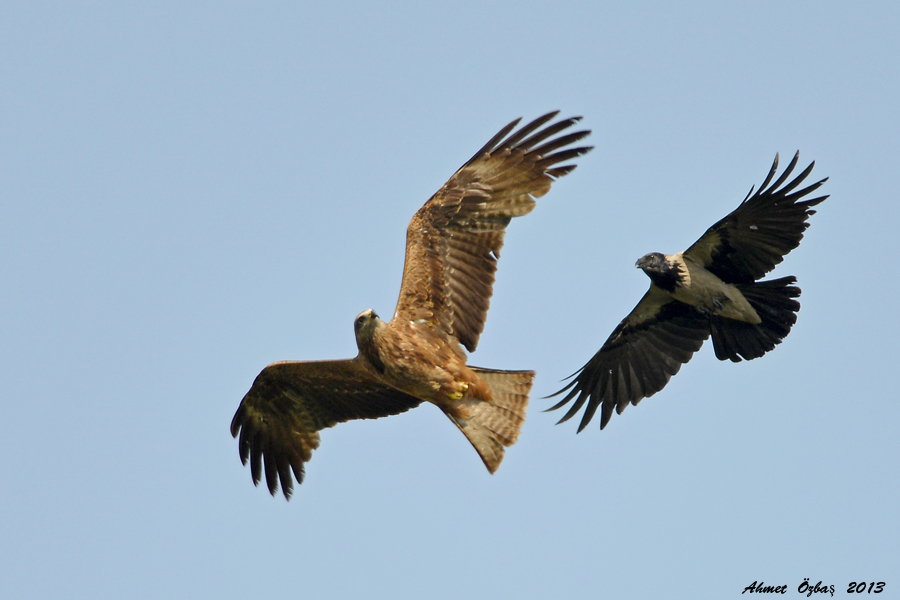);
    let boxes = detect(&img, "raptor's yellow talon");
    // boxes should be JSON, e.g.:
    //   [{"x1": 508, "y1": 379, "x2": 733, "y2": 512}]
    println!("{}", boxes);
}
[{"x1": 448, "y1": 382, "x2": 469, "y2": 401}]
